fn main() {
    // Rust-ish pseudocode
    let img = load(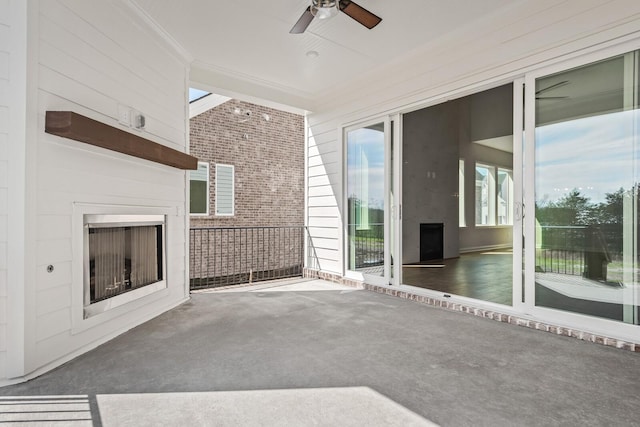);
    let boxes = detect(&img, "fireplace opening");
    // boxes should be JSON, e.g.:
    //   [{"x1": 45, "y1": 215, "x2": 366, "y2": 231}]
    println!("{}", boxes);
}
[
  {"x1": 420, "y1": 223, "x2": 444, "y2": 261},
  {"x1": 84, "y1": 215, "x2": 165, "y2": 313}
]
